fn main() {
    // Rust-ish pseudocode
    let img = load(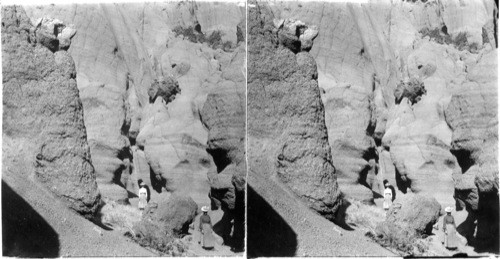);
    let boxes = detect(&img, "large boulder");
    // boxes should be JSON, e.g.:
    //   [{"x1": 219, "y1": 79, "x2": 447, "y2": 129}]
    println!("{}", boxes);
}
[
  {"x1": 372, "y1": 194, "x2": 440, "y2": 255},
  {"x1": 142, "y1": 194, "x2": 198, "y2": 236},
  {"x1": 2, "y1": 5, "x2": 101, "y2": 217},
  {"x1": 32, "y1": 17, "x2": 76, "y2": 52},
  {"x1": 386, "y1": 194, "x2": 441, "y2": 235}
]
